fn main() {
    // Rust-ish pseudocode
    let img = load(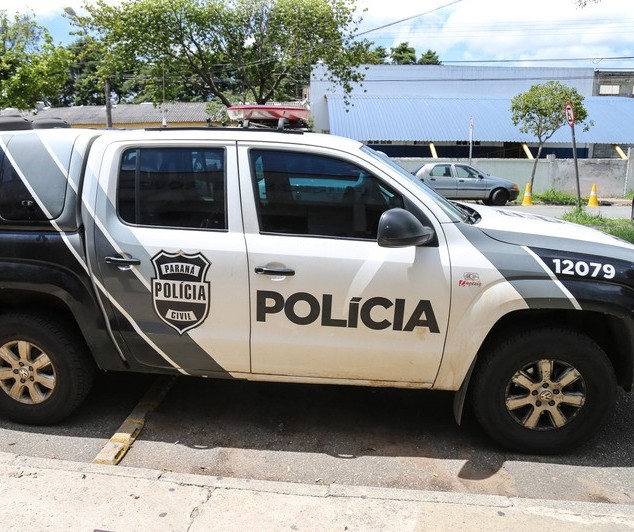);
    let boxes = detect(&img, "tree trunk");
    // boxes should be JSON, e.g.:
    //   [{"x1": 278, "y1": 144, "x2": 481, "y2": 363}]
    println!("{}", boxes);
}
[{"x1": 529, "y1": 142, "x2": 544, "y2": 190}]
